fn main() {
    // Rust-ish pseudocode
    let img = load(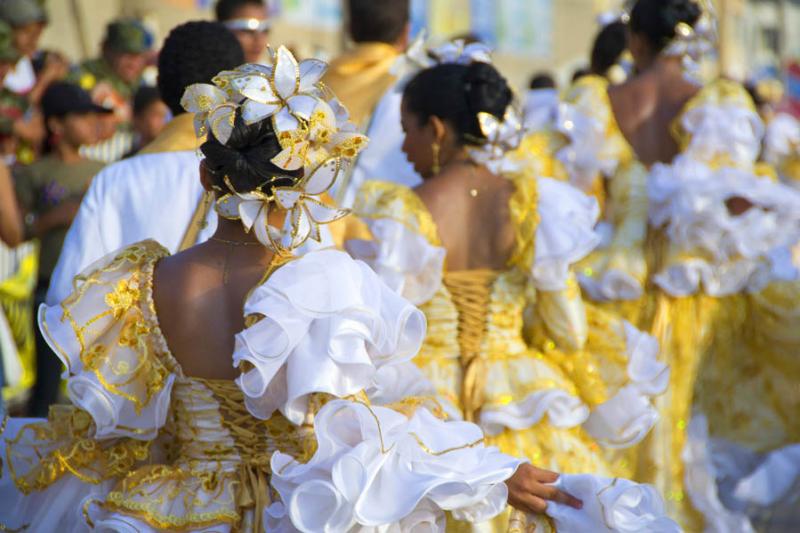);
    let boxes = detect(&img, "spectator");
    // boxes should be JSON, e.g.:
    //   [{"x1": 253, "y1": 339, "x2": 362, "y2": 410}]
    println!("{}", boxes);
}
[
  {"x1": 529, "y1": 72, "x2": 557, "y2": 90},
  {"x1": 324, "y1": 0, "x2": 410, "y2": 127},
  {"x1": 0, "y1": 0, "x2": 59, "y2": 164},
  {"x1": 125, "y1": 85, "x2": 169, "y2": 157},
  {"x1": 14, "y1": 82, "x2": 110, "y2": 416},
  {"x1": 0, "y1": 21, "x2": 21, "y2": 246},
  {"x1": 46, "y1": 22, "x2": 246, "y2": 306},
  {"x1": 69, "y1": 19, "x2": 154, "y2": 162},
  {"x1": 216, "y1": 0, "x2": 270, "y2": 63}
]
